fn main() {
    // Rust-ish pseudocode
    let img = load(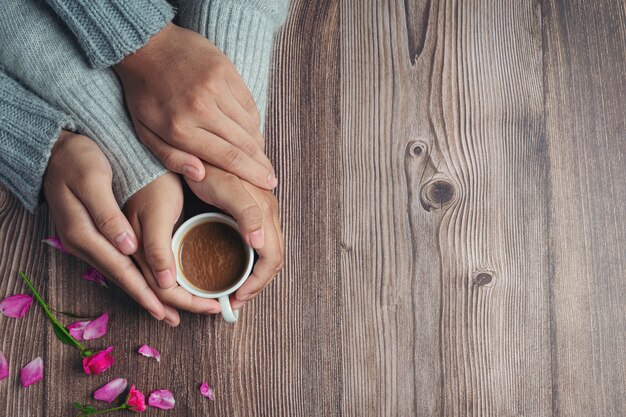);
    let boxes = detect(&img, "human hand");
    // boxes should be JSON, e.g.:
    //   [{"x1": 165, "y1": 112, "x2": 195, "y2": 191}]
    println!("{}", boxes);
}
[
  {"x1": 124, "y1": 172, "x2": 221, "y2": 326},
  {"x1": 43, "y1": 130, "x2": 167, "y2": 321},
  {"x1": 186, "y1": 165, "x2": 285, "y2": 309},
  {"x1": 113, "y1": 23, "x2": 276, "y2": 189}
]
